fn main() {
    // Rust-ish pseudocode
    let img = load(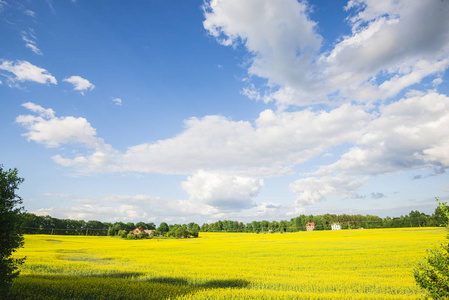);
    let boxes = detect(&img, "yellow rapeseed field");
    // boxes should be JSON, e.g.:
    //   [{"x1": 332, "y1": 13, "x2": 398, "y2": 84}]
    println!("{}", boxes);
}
[{"x1": 10, "y1": 227, "x2": 446, "y2": 299}]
